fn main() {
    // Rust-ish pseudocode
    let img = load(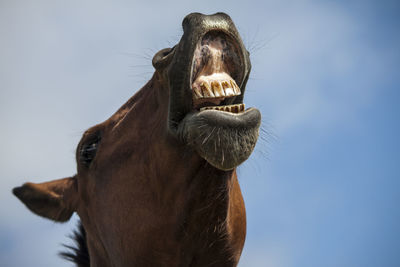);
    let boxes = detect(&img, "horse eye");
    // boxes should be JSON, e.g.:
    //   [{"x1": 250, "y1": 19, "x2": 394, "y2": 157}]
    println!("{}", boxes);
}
[{"x1": 80, "y1": 136, "x2": 101, "y2": 166}]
